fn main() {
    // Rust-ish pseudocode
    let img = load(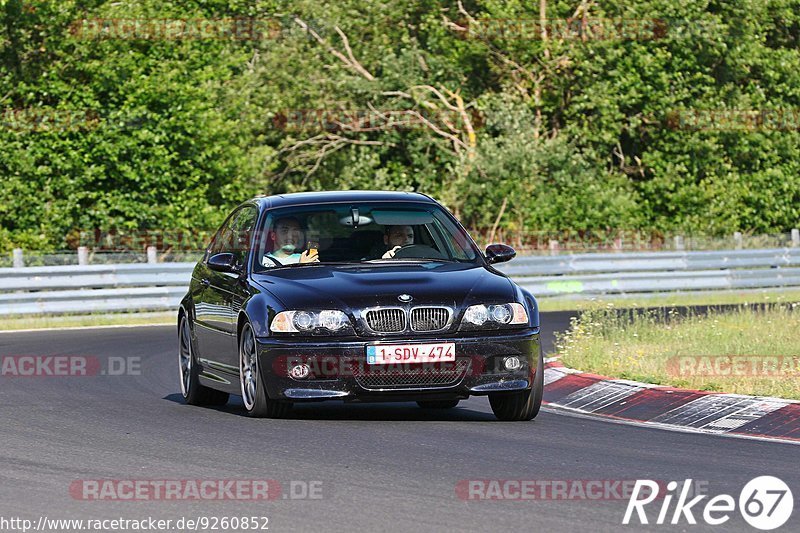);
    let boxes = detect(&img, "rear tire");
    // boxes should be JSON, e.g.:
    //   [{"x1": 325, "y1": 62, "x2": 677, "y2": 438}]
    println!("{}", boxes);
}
[
  {"x1": 416, "y1": 400, "x2": 460, "y2": 409},
  {"x1": 488, "y1": 348, "x2": 544, "y2": 421},
  {"x1": 239, "y1": 322, "x2": 292, "y2": 418},
  {"x1": 178, "y1": 313, "x2": 229, "y2": 406}
]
